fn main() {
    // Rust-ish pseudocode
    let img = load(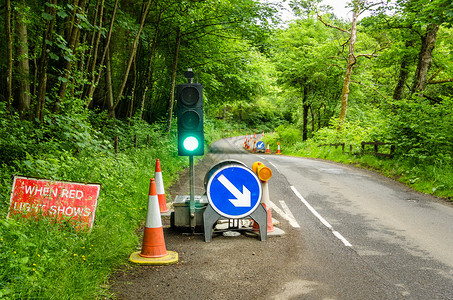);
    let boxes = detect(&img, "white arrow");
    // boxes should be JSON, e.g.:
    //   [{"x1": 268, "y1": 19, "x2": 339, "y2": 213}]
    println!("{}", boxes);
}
[{"x1": 218, "y1": 174, "x2": 251, "y2": 207}]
